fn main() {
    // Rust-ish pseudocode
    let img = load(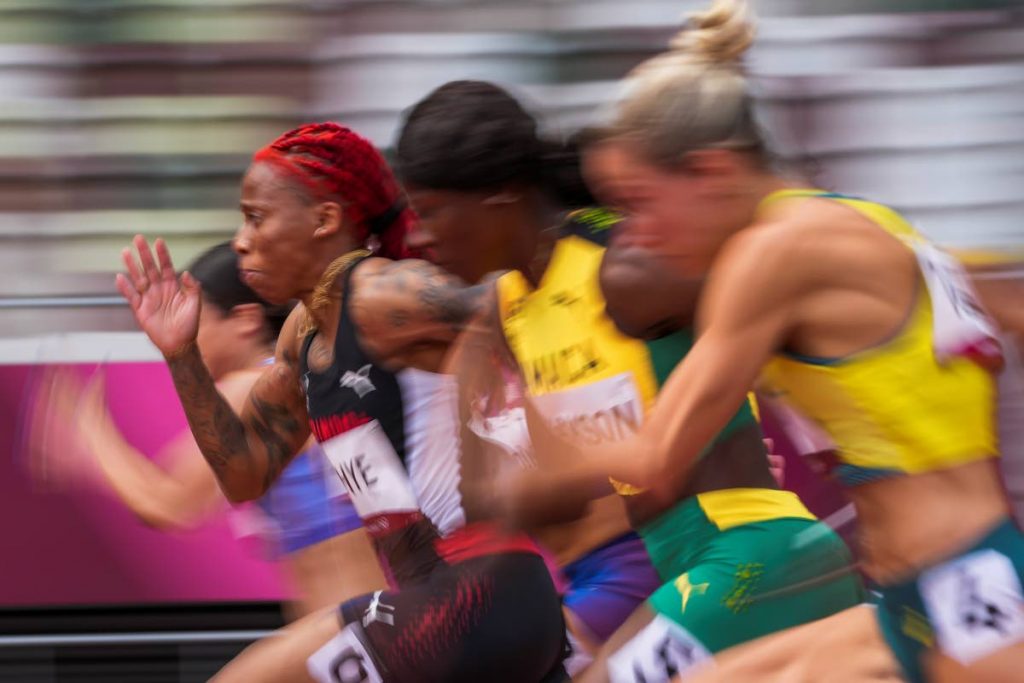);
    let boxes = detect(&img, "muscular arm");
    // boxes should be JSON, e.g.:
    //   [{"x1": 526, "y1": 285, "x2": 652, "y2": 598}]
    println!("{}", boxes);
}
[
  {"x1": 543, "y1": 226, "x2": 805, "y2": 501},
  {"x1": 93, "y1": 427, "x2": 224, "y2": 530},
  {"x1": 165, "y1": 309, "x2": 311, "y2": 502},
  {"x1": 349, "y1": 259, "x2": 492, "y2": 370}
]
